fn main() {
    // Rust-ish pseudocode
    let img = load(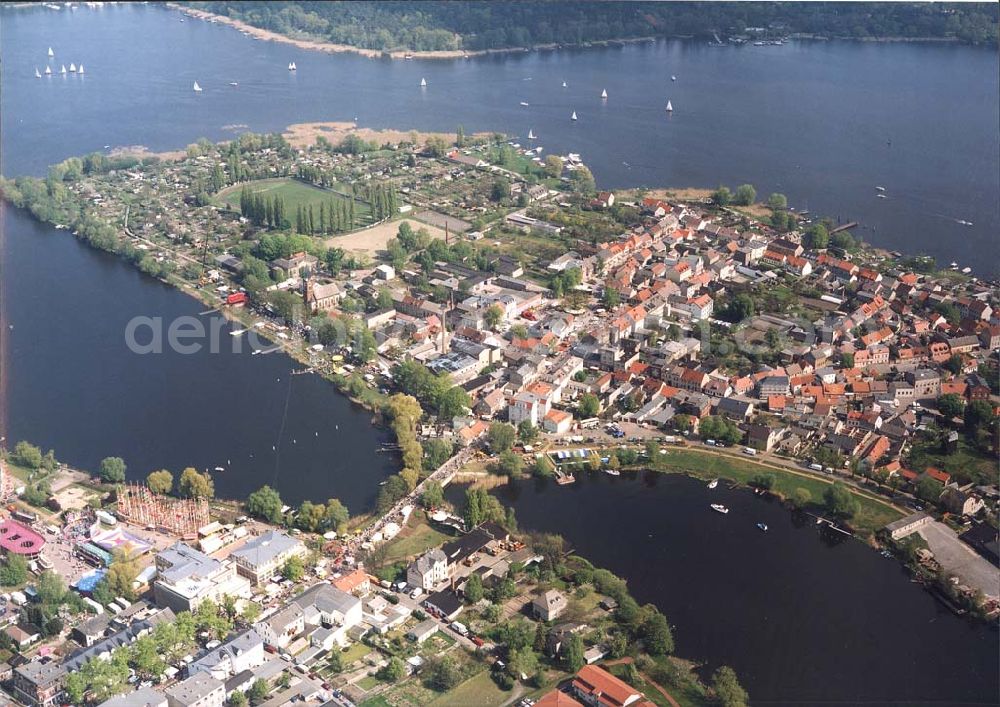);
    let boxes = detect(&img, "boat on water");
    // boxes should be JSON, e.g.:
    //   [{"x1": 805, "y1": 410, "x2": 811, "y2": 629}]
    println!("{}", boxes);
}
[
  {"x1": 957, "y1": 220, "x2": 973, "y2": 226},
  {"x1": 213, "y1": 466, "x2": 225, "y2": 472},
  {"x1": 561, "y1": 81, "x2": 567, "y2": 88},
  {"x1": 288, "y1": 61, "x2": 296, "y2": 71},
  {"x1": 671, "y1": 75, "x2": 677, "y2": 81},
  {"x1": 35, "y1": 68, "x2": 41, "y2": 78},
  {"x1": 604, "y1": 469, "x2": 621, "y2": 476},
  {"x1": 78, "y1": 64, "x2": 84, "y2": 74},
  {"x1": 48, "y1": 47, "x2": 54, "y2": 57},
  {"x1": 230, "y1": 329, "x2": 247, "y2": 337},
  {"x1": 69, "y1": 63, "x2": 76, "y2": 72},
  {"x1": 60, "y1": 65, "x2": 67, "y2": 74},
  {"x1": 519, "y1": 101, "x2": 529, "y2": 107},
  {"x1": 757, "y1": 522, "x2": 768, "y2": 532},
  {"x1": 961, "y1": 266, "x2": 972, "y2": 274},
  {"x1": 229, "y1": 81, "x2": 238, "y2": 87},
  {"x1": 420, "y1": 77, "x2": 427, "y2": 87},
  {"x1": 707, "y1": 479, "x2": 718, "y2": 489},
  {"x1": 193, "y1": 81, "x2": 202, "y2": 92},
  {"x1": 710, "y1": 504, "x2": 729, "y2": 514},
  {"x1": 571, "y1": 111, "x2": 578, "y2": 121},
  {"x1": 876, "y1": 194, "x2": 887, "y2": 199},
  {"x1": 251, "y1": 349, "x2": 262, "y2": 356},
  {"x1": 44, "y1": 66, "x2": 52, "y2": 75},
  {"x1": 665, "y1": 100, "x2": 673, "y2": 112},
  {"x1": 875, "y1": 186, "x2": 886, "y2": 191},
  {"x1": 601, "y1": 88, "x2": 608, "y2": 99},
  {"x1": 527, "y1": 129, "x2": 536, "y2": 140}
]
